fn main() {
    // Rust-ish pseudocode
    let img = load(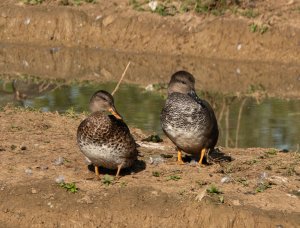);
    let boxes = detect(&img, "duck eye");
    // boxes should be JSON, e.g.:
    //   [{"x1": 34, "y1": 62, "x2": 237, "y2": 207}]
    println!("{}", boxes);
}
[{"x1": 181, "y1": 80, "x2": 186, "y2": 84}]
